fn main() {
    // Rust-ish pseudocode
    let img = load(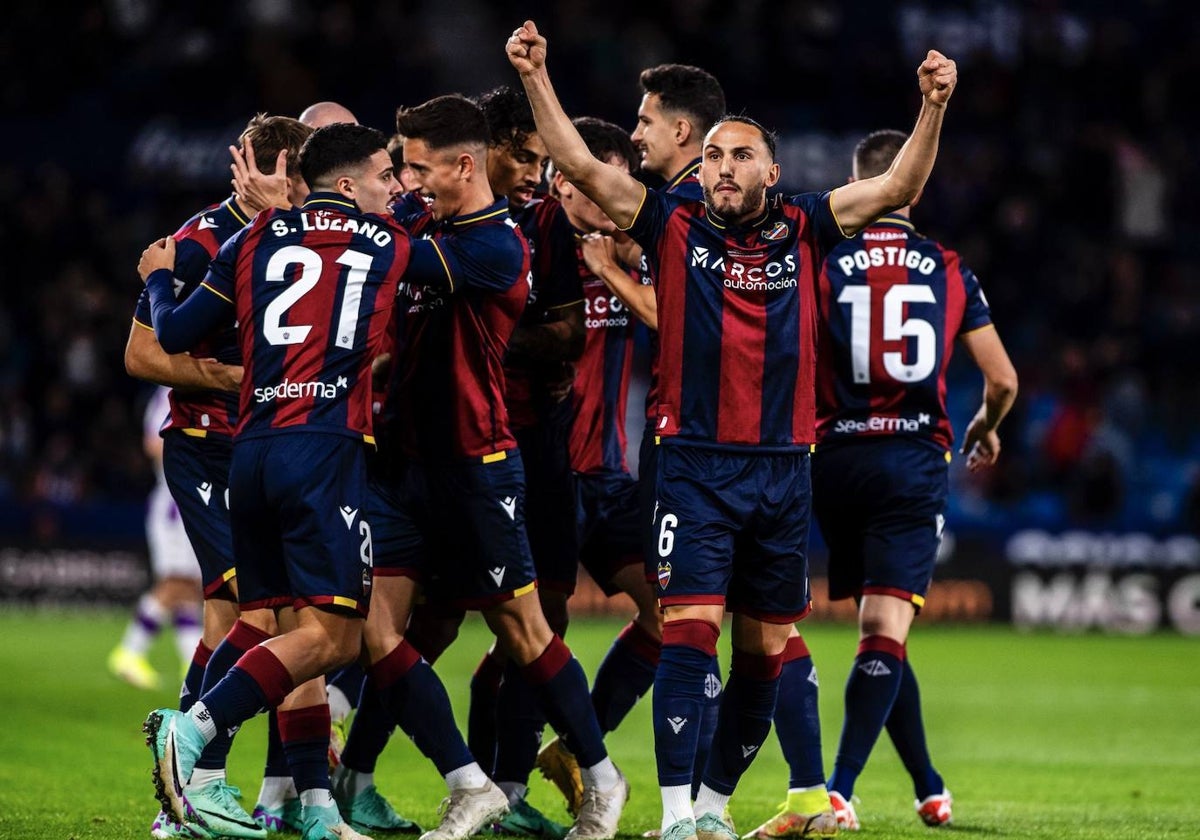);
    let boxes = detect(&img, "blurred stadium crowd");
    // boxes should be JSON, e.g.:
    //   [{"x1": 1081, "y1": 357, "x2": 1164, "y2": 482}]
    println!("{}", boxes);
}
[{"x1": 1, "y1": 0, "x2": 1197, "y2": 541}]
